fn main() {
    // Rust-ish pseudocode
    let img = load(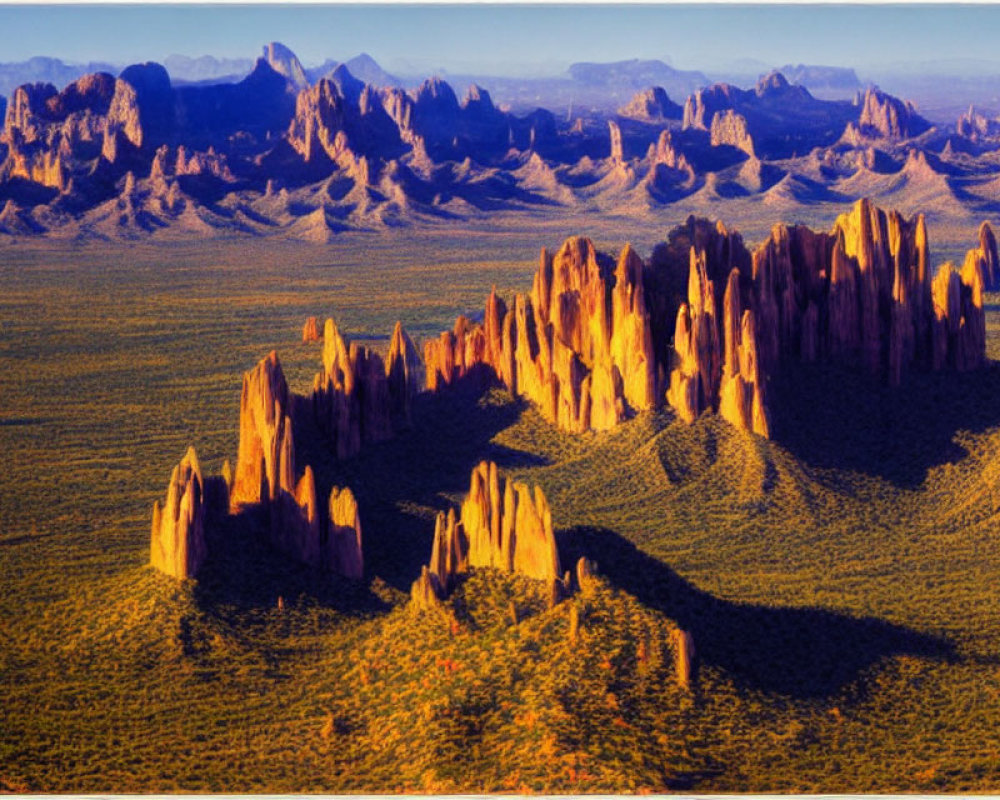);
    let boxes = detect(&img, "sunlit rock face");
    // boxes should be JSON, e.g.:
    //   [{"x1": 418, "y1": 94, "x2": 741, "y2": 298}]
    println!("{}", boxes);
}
[
  {"x1": 231, "y1": 350, "x2": 295, "y2": 508},
  {"x1": 302, "y1": 316, "x2": 321, "y2": 343},
  {"x1": 710, "y1": 109, "x2": 755, "y2": 157},
  {"x1": 857, "y1": 87, "x2": 931, "y2": 140},
  {"x1": 150, "y1": 446, "x2": 208, "y2": 580},
  {"x1": 664, "y1": 198, "x2": 987, "y2": 436},
  {"x1": 967, "y1": 221, "x2": 999, "y2": 291},
  {"x1": 327, "y1": 486, "x2": 363, "y2": 579},
  {"x1": 411, "y1": 460, "x2": 562, "y2": 603},
  {"x1": 426, "y1": 236, "x2": 656, "y2": 433},
  {"x1": 310, "y1": 317, "x2": 417, "y2": 459},
  {"x1": 618, "y1": 86, "x2": 682, "y2": 121}
]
